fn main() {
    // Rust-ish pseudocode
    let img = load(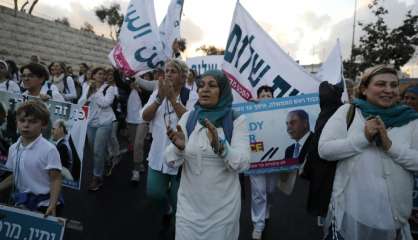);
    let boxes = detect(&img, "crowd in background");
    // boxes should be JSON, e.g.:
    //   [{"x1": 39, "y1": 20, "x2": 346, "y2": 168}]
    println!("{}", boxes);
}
[{"x1": 0, "y1": 51, "x2": 418, "y2": 240}]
